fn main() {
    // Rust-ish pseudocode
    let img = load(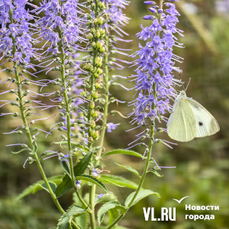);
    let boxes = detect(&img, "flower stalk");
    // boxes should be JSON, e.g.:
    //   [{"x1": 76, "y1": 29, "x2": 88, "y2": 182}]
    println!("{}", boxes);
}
[{"x1": 8, "y1": 5, "x2": 65, "y2": 215}]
